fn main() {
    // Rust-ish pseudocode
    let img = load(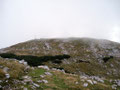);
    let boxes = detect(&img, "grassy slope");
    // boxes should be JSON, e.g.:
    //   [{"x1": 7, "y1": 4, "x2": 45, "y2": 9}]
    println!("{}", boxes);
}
[
  {"x1": 1, "y1": 38, "x2": 120, "y2": 78},
  {"x1": 0, "y1": 57, "x2": 119, "y2": 89},
  {"x1": 0, "y1": 38, "x2": 120, "y2": 89}
]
